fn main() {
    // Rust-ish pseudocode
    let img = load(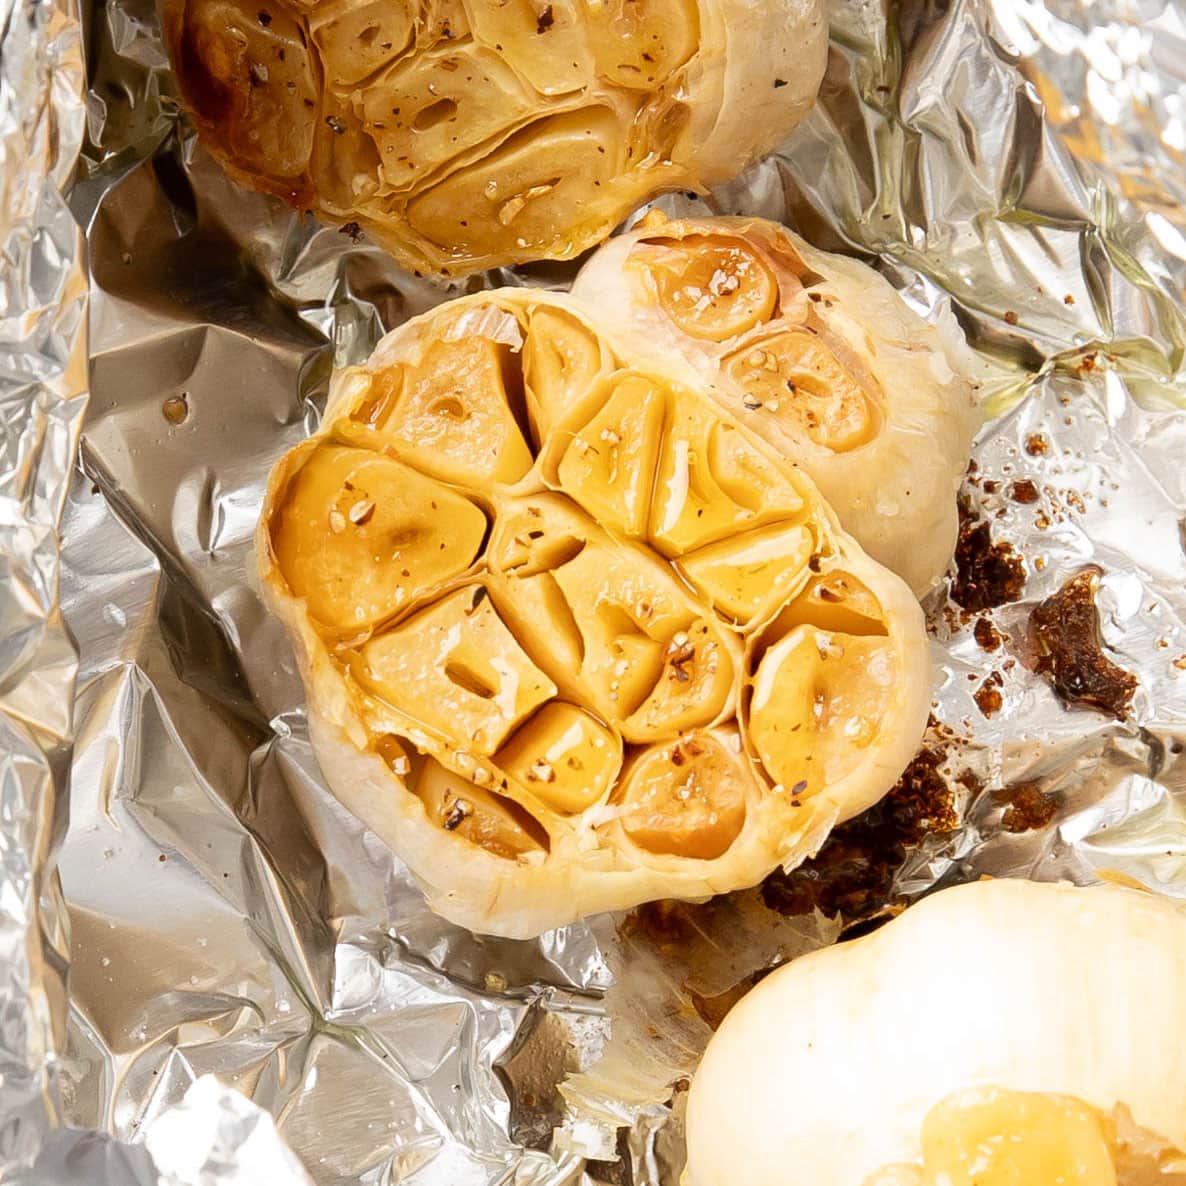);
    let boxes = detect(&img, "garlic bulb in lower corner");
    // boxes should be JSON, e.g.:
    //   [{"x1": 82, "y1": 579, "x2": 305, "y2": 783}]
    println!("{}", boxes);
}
[
  {"x1": 572, "y1": 214, "x2": 982, "y2": 596},
  {"x1": 162, "y1": 0, "x2": 826, "y2": 277},
  {"x1": 256, "y1": 289, "x2": 932, "y2": 937},
  {"x1": 686, "y1": 878, "x2": 1186, "y2": 1186}
]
